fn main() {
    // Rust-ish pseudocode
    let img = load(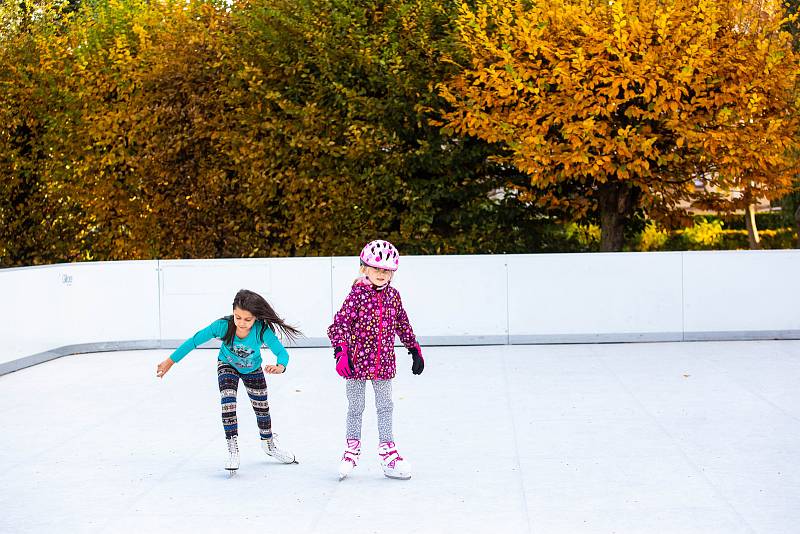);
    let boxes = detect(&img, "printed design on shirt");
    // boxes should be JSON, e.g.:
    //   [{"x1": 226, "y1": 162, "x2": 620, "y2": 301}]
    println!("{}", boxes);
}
[{"x1": 229, "y1": 343, "x2": 256, "y2": 369}]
